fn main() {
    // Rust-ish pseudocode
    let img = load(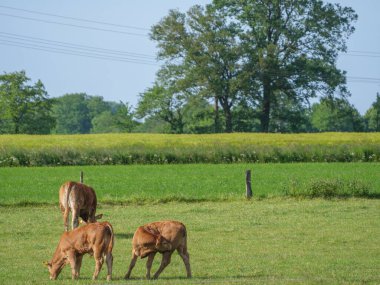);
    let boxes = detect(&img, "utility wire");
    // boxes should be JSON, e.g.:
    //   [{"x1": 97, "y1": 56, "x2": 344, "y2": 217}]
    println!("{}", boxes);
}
[
  {"x1": 2, "y1": 38, "x2": 379, "y2": 81},
  {"x1": 0, "y1": 32, "x2": 156, "y2": 59},
  {"x1": 0, "y1": 12, "x2": 148, "y2": 37},
  {"x1": 0, "y1": 41, "x2": 159, "y2": 65},
  {"x1": 0, "y1": 4, "x2": 150, "y2": 31}
]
